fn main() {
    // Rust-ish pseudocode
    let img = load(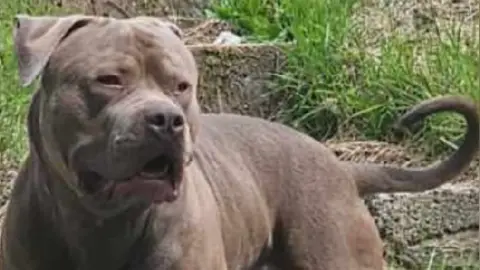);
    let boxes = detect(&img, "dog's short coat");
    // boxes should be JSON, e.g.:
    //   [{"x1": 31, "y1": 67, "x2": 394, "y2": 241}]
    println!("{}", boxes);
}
[{"x1": 1, "y1": 14, "x2": 478, "y2": 270}]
